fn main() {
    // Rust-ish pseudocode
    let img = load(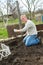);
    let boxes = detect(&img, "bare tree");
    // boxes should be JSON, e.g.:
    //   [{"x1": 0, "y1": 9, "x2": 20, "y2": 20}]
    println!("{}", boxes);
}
[
  {"x1": 21, "y1": 0, "x2": 43, "y2": 19},
  {"x1": 16, "y1": 1, "x2": 22, "y2": 29},
  {"x1": 7, "y1": 0, "x2": 18, "y2": 18},
  {"x1": 0, "y1": 0, "x2": 8, "y2": 22},
  {"x1": 0, "y1": 9, "x2": 3, "y2": 22}
]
